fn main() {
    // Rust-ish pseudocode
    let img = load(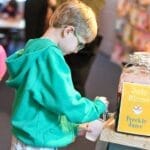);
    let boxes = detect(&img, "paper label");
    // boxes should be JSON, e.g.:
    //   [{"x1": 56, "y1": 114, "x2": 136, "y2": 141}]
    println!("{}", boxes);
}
[{"x1": 117, "y1": 82, "x2": 150, "y2": 136}]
